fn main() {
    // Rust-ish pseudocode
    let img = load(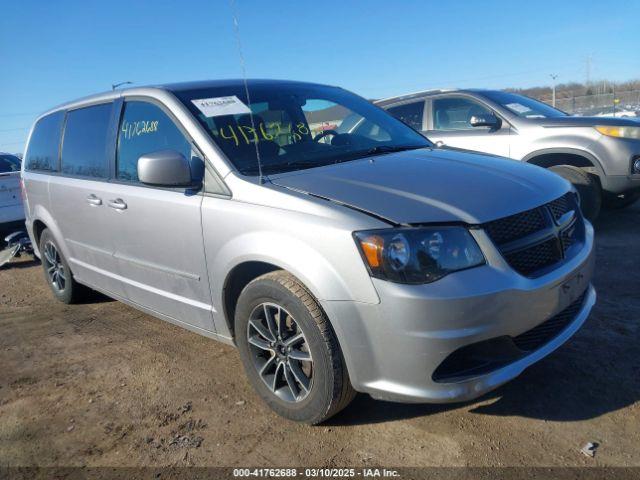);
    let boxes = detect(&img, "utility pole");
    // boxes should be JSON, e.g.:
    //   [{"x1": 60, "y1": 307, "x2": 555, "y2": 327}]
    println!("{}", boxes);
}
[
  {"x1": 585, "y1": 55, "x2": 592, "y2": 90},
  {"x1": 550, "y1": 74, "x2": 558, "y2": 107}
]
